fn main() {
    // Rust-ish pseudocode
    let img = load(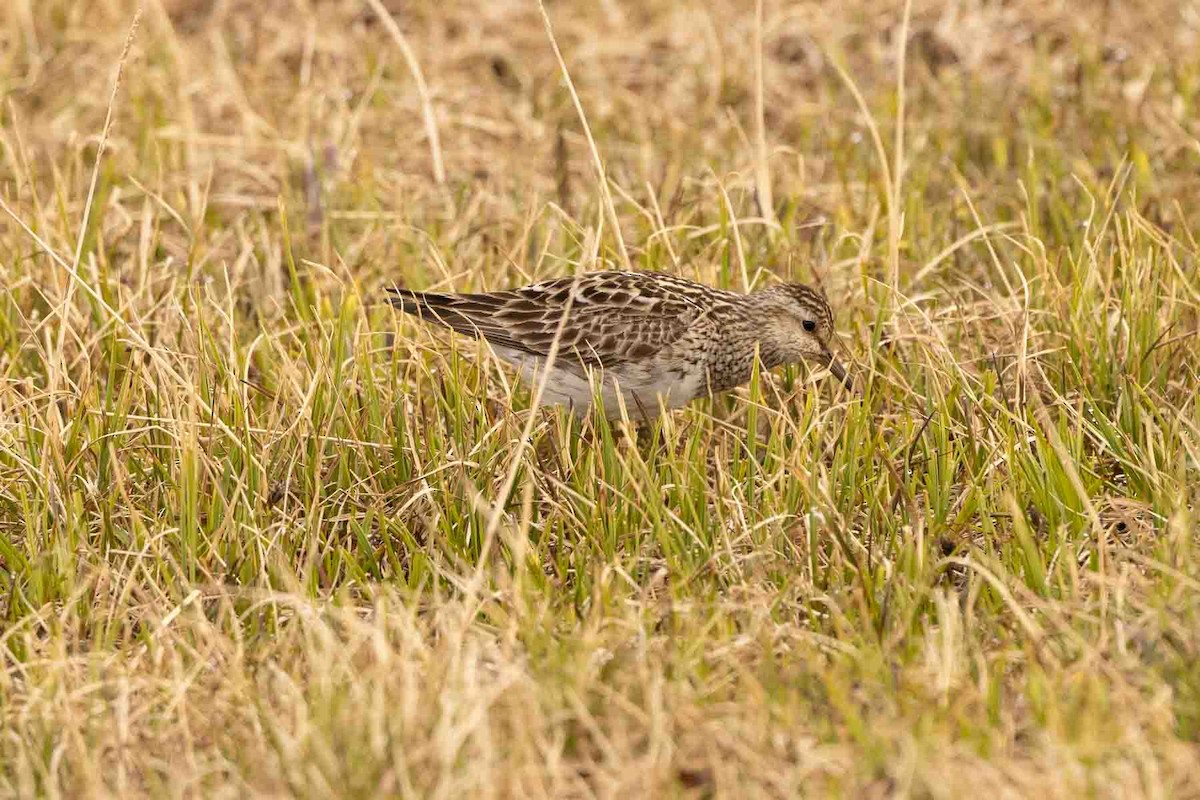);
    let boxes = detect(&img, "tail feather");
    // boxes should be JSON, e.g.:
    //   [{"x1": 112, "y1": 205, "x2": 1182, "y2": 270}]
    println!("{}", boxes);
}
[
  {"x1": 386, "y1": 286, "x2": 527, "y2": 353},
  {"x1": 386, "y1": 287, "x2": 441, "y2": 318},
  {"x1": 386, "y1": 287, "x2": 472, "y2": 332}
]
